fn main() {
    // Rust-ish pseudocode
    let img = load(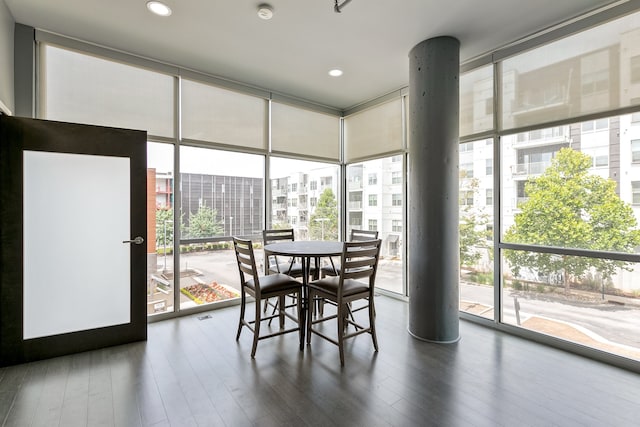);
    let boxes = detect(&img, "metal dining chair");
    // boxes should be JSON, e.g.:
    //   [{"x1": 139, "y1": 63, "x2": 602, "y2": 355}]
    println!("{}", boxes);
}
[
  {"x1": 306, "y1": 239, "x2": 382, "y2": 365},
  {"x1": 233, "y1": 237, "x2": 304, "y2": 358}
]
